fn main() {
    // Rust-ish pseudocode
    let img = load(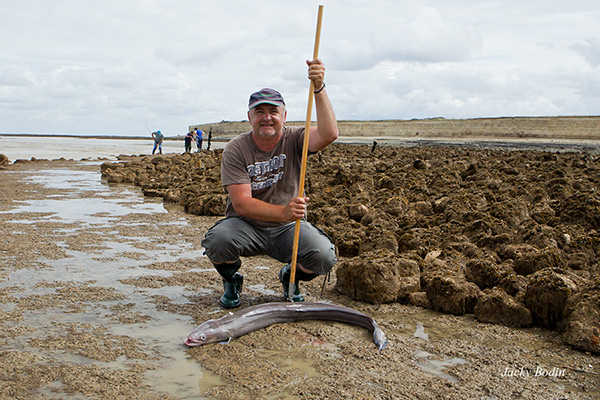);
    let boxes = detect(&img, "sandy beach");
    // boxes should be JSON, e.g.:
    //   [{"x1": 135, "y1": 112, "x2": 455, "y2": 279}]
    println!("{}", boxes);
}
[{"x1": 1, "y1": 148, "x2": 599, "y2": 399}]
